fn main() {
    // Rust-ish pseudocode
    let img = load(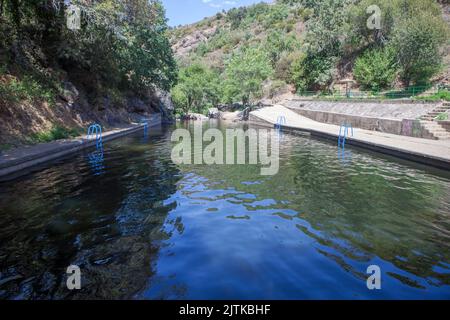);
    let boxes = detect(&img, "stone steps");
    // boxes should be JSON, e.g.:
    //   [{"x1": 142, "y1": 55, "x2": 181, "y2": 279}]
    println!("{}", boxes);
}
[
  {"x1": 420, "y1": 121, "x2": 450, "y2": 140},
  {"x1": 419, "y1": 103, "x2": 450, "y2": 121}
]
